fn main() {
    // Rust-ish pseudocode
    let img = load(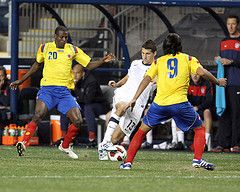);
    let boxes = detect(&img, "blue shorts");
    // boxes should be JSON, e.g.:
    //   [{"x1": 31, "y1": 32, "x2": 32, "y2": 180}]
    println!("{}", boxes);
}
[
  {"x1": 37, "y1": 86, "x2": 80, "y2": 114},
  {"x1": 143, "y1": 102, "x2": 202, "y2": 132}
]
